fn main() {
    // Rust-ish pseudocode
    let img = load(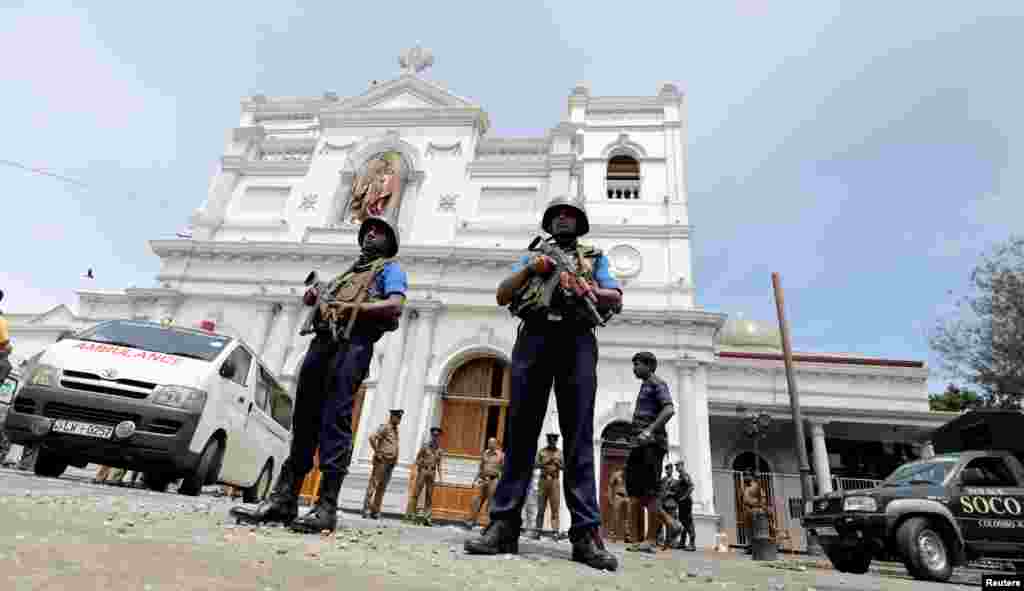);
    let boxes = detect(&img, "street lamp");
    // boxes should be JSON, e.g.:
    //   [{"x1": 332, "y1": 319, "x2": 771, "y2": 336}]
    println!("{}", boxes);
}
[
  {"x1": 735, "y1": 404, "x2": 772, "y2": 473},
  {"x1": 736, "y1": 403, "x2": 776, "y2": 561}
]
